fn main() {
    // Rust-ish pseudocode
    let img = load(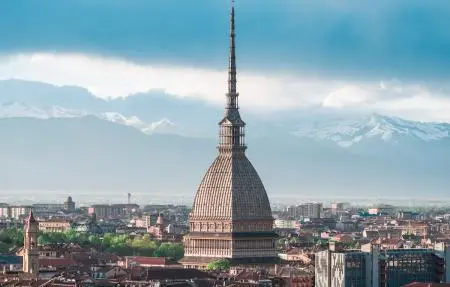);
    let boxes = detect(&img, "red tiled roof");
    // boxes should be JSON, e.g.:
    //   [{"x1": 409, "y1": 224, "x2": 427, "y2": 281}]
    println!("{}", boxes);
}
[
  {"x1": 403, "y1": 283, "x2": 450, "y2": 287},
  {"x1": 126, "y1": 256, "x2": 167, "y2": 266},
  {"x1": 40, "y1": 258, "x2": 78, "y2": 267},
  {"x1": 235, "y1": 271, "x2": 268, "y2": 282}
]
